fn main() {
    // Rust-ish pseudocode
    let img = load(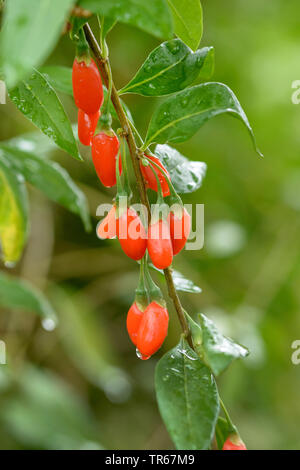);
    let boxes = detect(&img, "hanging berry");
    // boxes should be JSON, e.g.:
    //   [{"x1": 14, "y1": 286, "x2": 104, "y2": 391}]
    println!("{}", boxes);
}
[
  {"x1": 116, "y1": 207, "x2": 147, "y2": 261},
  {"x1": 222, "y1": 434, "x2": 247, "y2": 450},
  {"x1": 148, "y1": 219, "x2": 173, "y2": 270},
  {"x1": 72, "y1": 58, "x2": 104, "y2": 114},
  {"x1": 136, "y1": 301, "x2": 169, "y2": 358},
  {"x1": 168, "y1": 207, "x2": 191, "y2": 255},
  {"x1": 96, "y1": 205, "x2": 117, "y2": 239},
  {"x1": 91, "y1": 130, "x2": 121, "y2": 187},
  {"x1": 140, "y1": 154, "x2": 170, "y2": 197},
  {"x1": 78, "y1": 109, "x2": 100, "y2": 146}
]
